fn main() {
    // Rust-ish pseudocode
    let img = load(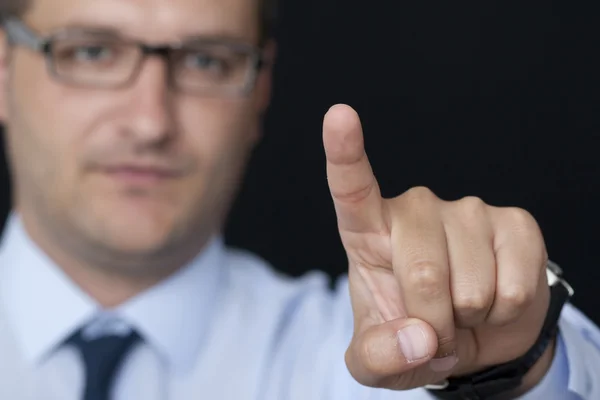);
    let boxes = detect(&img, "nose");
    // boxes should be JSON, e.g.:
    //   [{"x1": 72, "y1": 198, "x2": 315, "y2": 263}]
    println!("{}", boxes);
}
[{"x1": 123, "y1": 56, "x2": 174, "y2": 145}]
